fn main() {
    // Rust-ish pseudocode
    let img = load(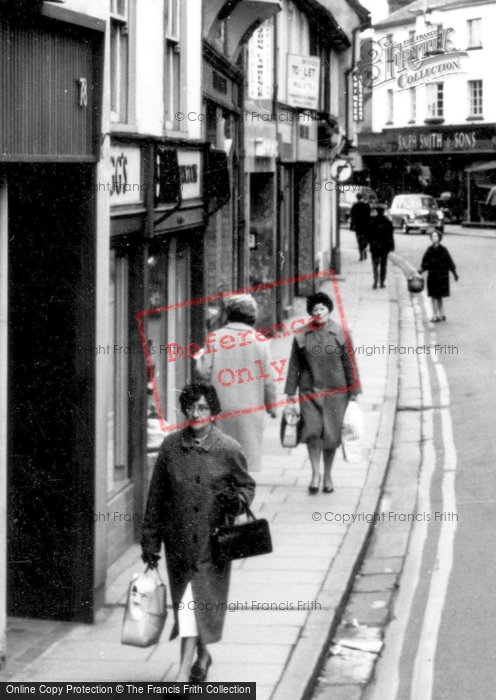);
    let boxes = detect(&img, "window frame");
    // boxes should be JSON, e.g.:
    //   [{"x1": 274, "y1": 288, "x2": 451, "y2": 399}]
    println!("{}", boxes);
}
[
  {"x1": 467, "y1": 18, "x2": 482, "y2": 49},
  {"x1": 468, "y1": 79, "x2": 483, "y2": 117},
  {"x1": 426, "y1": 82, "x2": 444, "y2": 118},
  {"x1": 164, "y1": 0, "x2": 183, "y2": 132}
]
